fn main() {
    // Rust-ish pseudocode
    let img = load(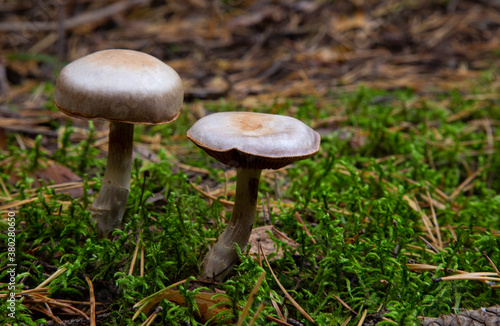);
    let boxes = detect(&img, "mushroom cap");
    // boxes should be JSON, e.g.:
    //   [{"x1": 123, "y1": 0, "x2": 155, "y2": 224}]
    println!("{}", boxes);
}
[
  {"x1": 54, "y1": 49, "x2": 183, "y2": 125},
  {"x1": 187, "y1": 112, "x2": 321, "y2": 169}
]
